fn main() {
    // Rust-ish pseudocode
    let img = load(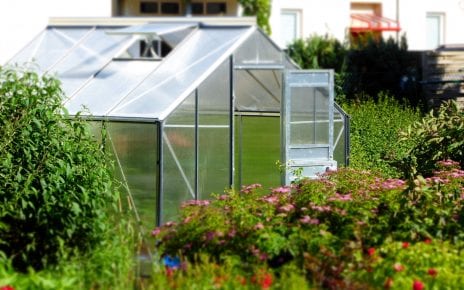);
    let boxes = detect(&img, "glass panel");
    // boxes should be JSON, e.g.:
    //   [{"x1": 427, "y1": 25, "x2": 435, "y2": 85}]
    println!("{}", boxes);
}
[
  {"x1": 106, "y1": 122, "x2": 158, "y2": 230},
  {"x1": 65, "y1": 61, "x2": 158, "y2": 116},
  {"x1": 109, "y1": 27, "x2": 250, "y2": 119},
  {"x1": 314, "y1": 87, "x2": 330, "y2": 144},
  {"x1": 235, "y1": 70, "x2": 281, "y2": 112},
  {"x1": 235, "y1": 115, "x2": 280, "y2": 189},
  {"x1": 198, "y1": 59, "x2": 230, "y2": 199},
  {"x1": 162, "y1": 93, "x2": 196, "y2": 222},
  {"x1": 235, "y1": 30, "x2": 282, "y2": 66},
  {"x1": 10, "y1": 27, "x2": 90, "y2": 73},
  {"x1": 333, "y1": 107, "x2": 346, "y2": 166},
  {"x1": 54, "y1": 30, "x2": 132, "y2": 96},
  {"x1": 290, "y1": 87, "x2": 315, "y2": 145}
]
